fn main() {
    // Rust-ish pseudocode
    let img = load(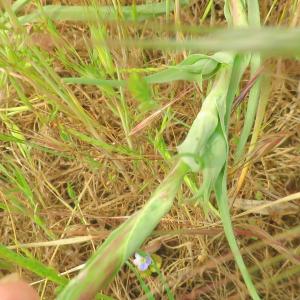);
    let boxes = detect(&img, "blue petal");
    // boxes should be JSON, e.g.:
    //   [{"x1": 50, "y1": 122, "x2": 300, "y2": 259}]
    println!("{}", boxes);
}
[
  {"x1": 138, "y1": 262, "x2": 149, "y2": 271},
  {"x1": 145, "y1": 256, "x2": 152, "y2": 265}
]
